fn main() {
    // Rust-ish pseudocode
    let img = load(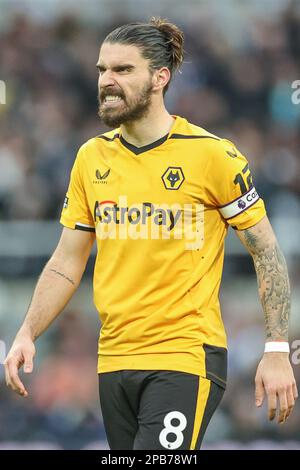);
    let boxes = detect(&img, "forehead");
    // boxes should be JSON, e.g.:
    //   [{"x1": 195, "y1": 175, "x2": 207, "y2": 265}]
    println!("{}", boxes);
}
[{"x1": 97, "y1": 42, "x2": 147, "y2": 67}]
